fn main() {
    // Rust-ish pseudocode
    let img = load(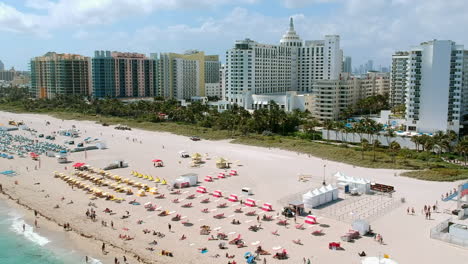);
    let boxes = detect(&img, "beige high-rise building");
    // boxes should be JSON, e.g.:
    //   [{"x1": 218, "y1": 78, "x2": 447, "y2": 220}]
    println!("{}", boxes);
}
[
  {"x1": 361, "y1": 71, "x2": 390, "y2": 97},
  {"x1": 310, "y1": 77, "x2": 362, "y2": 121},
  {"x1": 30, "y1": 52, "x2": 91, "y2": 98},
  {"x1": 157, "y1": 51, "x2": 220, "y2": 100}
]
